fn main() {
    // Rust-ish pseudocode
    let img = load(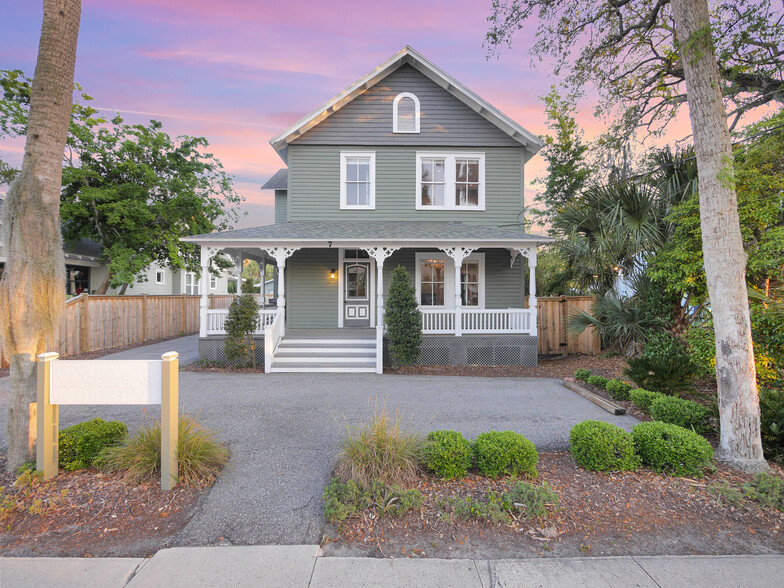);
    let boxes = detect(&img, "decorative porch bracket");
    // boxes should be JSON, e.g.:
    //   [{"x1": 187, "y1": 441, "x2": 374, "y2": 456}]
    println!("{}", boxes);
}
[
  {"x1": 199, "y1": 246, "x2": 221, "y2": 337},
  {"x1": 440, "y1": 247, "x2": 476, "y2": 336},
  {"x1": 509, "y1": 247, "x2": 538, "y2": 331},
  {"x1": 362, "y1": 246, "x2": 399, "y2": 374},
  {"x1": 262, "y1": 247, "x2": 300, "y2": 310}
]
